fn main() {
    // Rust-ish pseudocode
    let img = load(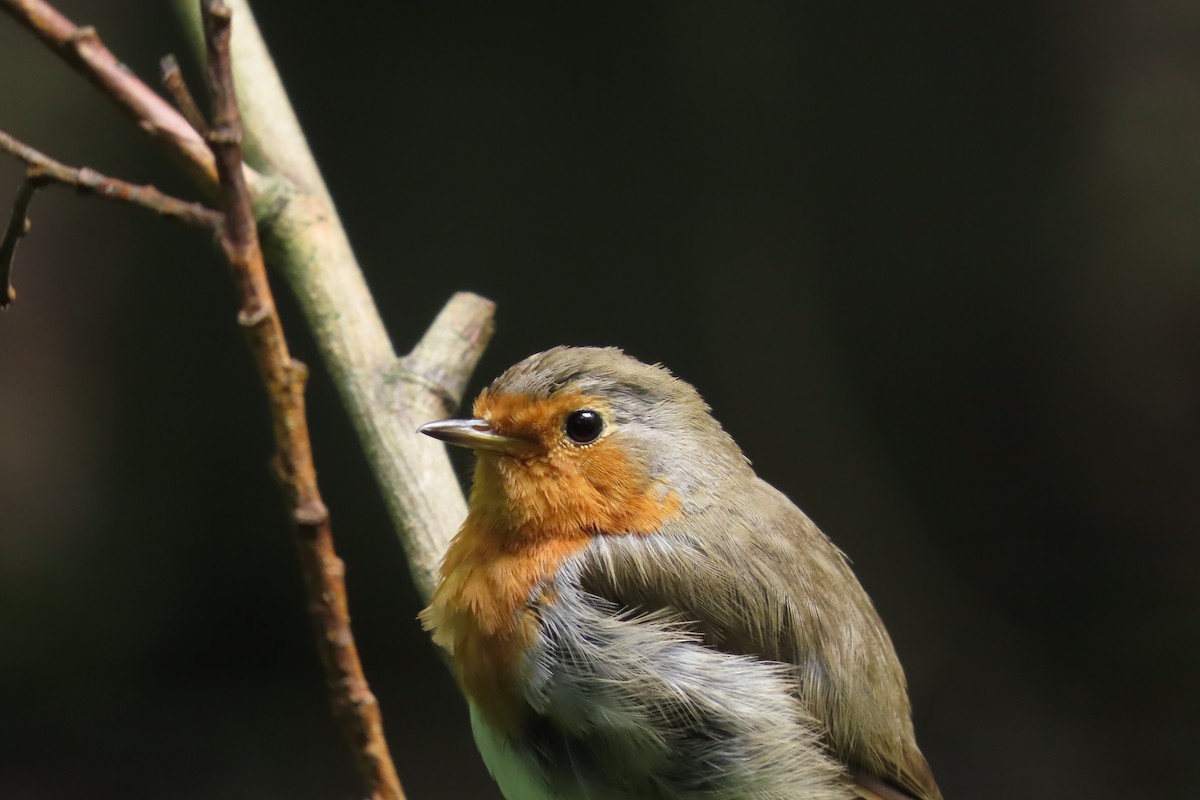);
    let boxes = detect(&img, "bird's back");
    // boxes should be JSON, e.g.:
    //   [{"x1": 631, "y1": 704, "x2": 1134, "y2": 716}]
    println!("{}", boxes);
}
[{"x1": 476, "y1": 476, "x2": 939, "y2": 800}]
